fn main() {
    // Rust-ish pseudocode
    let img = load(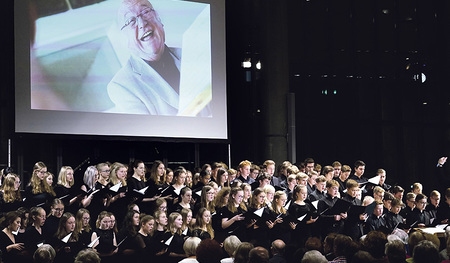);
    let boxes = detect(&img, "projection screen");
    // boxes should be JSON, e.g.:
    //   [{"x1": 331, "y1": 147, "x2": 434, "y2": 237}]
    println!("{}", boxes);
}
[{"x1": 15, "y1": 0, "x2": 227, "y2": 139}]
